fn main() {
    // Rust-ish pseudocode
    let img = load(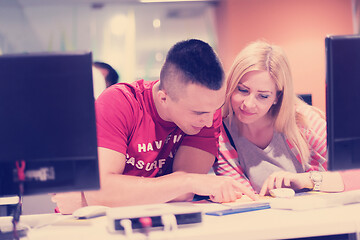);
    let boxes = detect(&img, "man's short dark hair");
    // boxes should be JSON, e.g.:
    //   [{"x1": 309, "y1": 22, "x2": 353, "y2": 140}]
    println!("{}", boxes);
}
[
  {"x1": 93, "y1": 61, "x2": 119, "y2": 87},
  {"x1": 159, "y1": 39, "x2": 224, "y2": 99}
]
